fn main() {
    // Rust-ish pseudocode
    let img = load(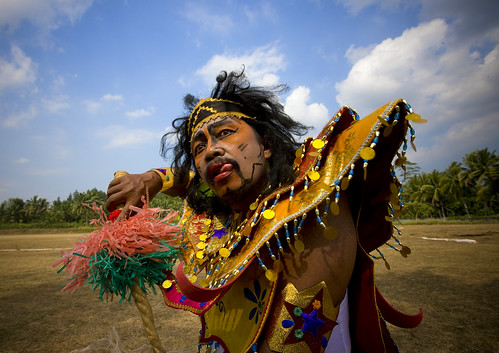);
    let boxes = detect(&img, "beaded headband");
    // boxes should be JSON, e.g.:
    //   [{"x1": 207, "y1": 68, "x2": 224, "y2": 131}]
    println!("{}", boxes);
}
[{"x1": 188, "y1": 98, "x2": 255, "y2": 140}]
